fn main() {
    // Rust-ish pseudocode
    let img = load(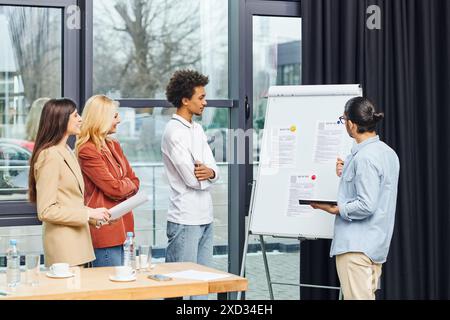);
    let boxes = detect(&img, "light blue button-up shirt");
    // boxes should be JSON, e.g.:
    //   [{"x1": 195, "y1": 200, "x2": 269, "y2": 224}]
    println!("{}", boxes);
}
[{"x1": 331, "y1": 136, "x2": 400, "y2": 264}]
